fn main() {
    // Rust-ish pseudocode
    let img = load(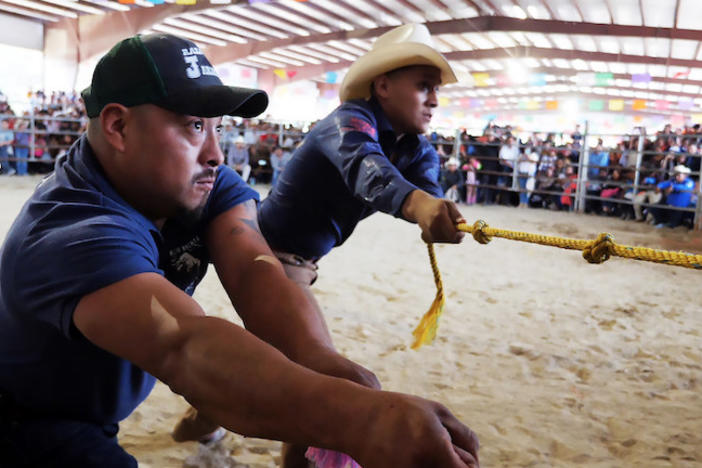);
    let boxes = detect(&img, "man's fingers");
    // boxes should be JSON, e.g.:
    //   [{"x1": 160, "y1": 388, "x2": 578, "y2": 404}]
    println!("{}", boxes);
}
[
  {"x1": 453, "y1": 444, "x2": 479, "y2": 468},
  {"x1": 442, "y1": 415, "x2": 480, "y2": 465}
]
